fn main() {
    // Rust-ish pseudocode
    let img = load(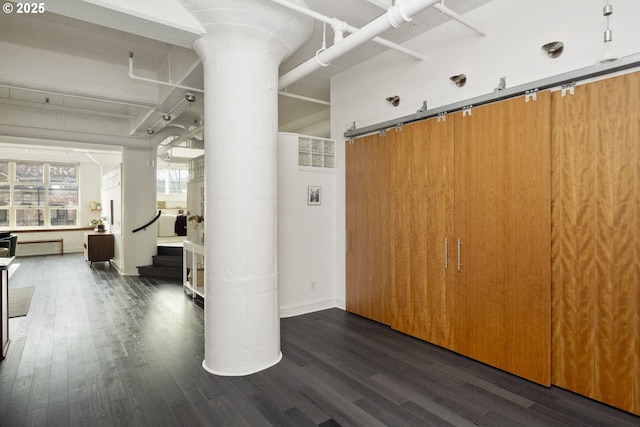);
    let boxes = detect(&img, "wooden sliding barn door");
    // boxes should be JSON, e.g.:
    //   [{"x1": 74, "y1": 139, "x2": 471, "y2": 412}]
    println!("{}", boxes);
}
[
  {"x1": 551, "y1": 72, "x2": 640, "y2": 415},
  {"x1": 346, "y1": 132, "x2": 393, "y2": 325},
  {"x1": 452, "y1": 94, "x2": 552, "y2": 386},
  {"x1": 390, "y1": 117, "x2": 455, "y2": 348}
]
